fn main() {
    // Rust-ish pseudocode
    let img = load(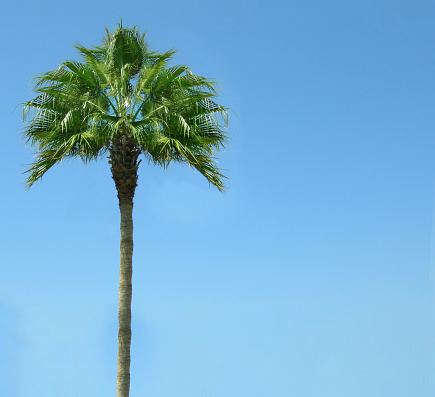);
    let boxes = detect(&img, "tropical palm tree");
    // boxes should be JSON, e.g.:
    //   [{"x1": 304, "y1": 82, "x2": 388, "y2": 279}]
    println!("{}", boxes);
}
[{"x1": 22, "y1": 23, "x2": 229, "y2": 397}]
